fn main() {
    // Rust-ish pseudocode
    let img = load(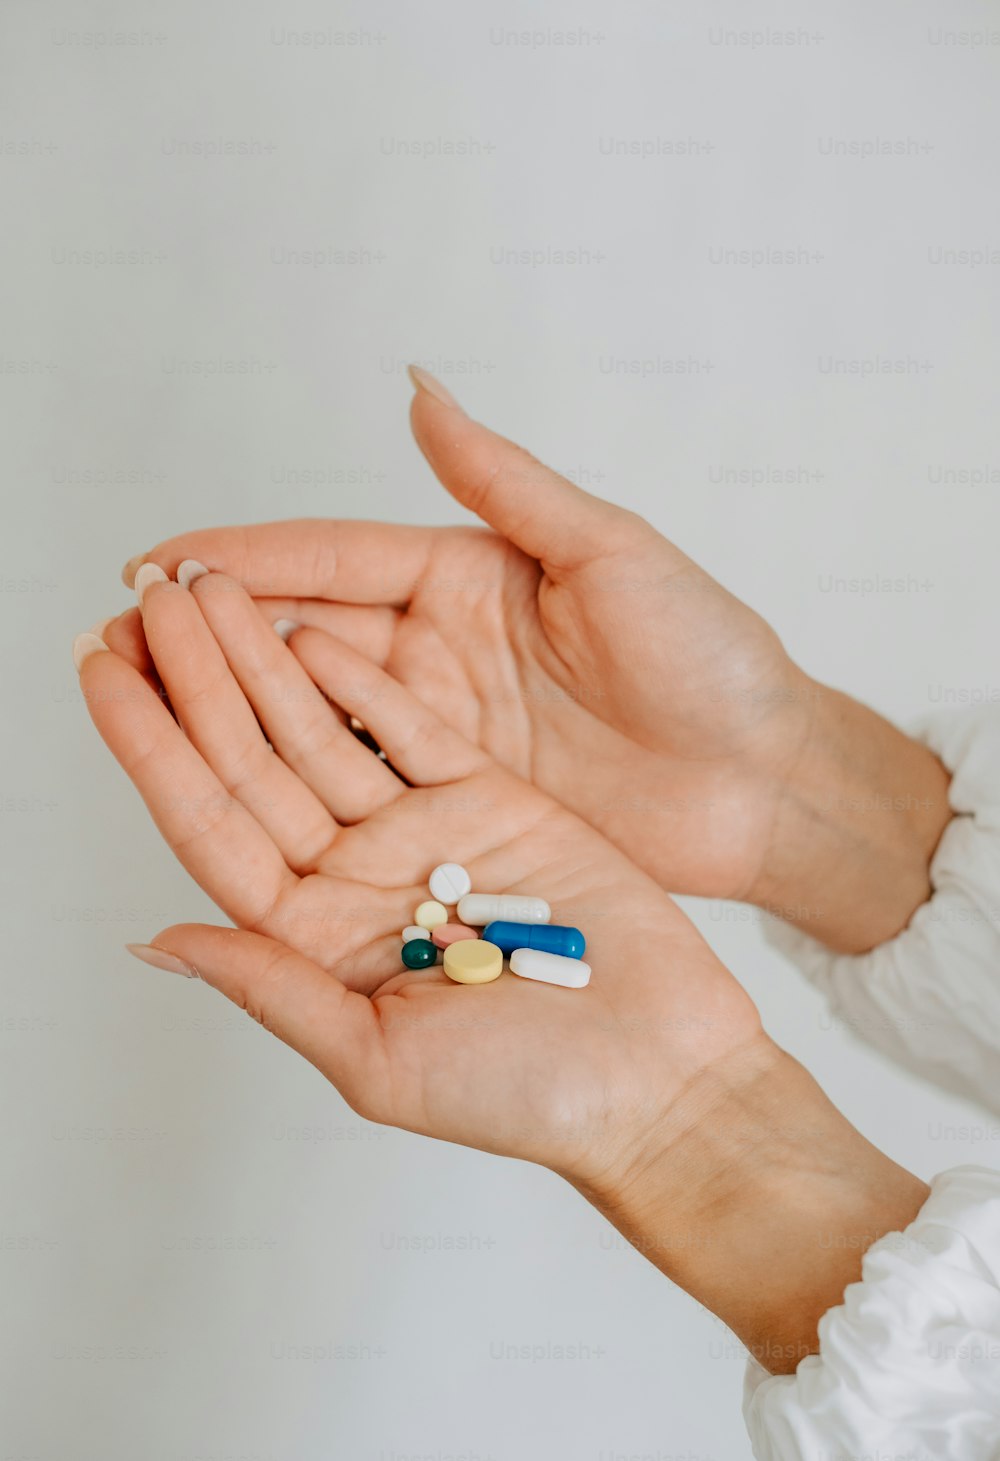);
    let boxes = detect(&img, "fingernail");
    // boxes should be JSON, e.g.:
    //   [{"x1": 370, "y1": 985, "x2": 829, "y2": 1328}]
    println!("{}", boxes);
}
[
  {"x1": 87, "y1": 615, "x2": 116, "y2": 638},
  {"x1": 272, "y1": 618, "x2": 300, "y2": 642},
  {"x1": 177, "y1": 558, "x2": 209, "y2": 590},
  {"x1": 134, "y1": 562, "x2": 168, "y2": 607},
  {"x1": 121, "y1": 552, "x2": 147, "y2": 588},
  {"x1": 72, "y1": 632, "x2": 109, "y2": 672},
  {"x1": 407, "y1": 364, "x2": 464, "y2": 412},
  {"x1": 125, "y1": 943, "x2": 199, "y2": 978}
]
